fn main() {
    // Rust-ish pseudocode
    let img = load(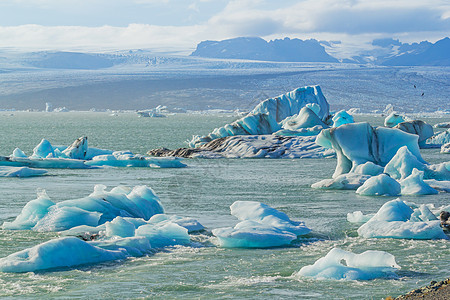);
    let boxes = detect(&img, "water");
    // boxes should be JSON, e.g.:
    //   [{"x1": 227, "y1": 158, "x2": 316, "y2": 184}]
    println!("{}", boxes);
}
[{"x1": 0, "y1": 112, "x2": 449, "y2": 299}]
